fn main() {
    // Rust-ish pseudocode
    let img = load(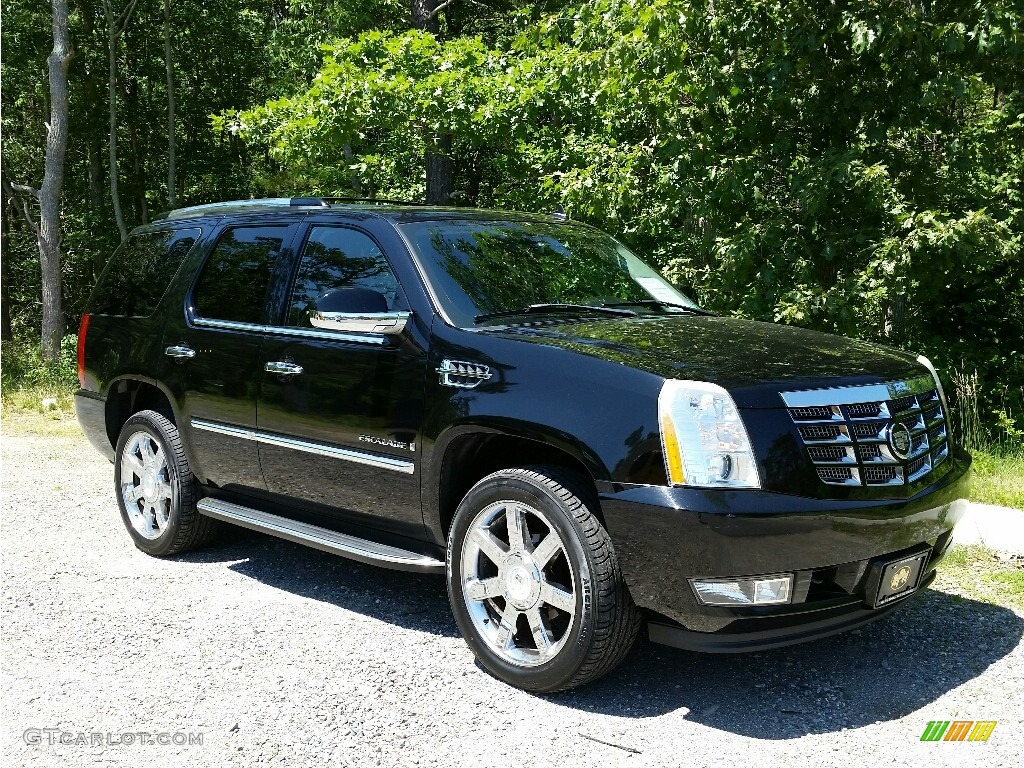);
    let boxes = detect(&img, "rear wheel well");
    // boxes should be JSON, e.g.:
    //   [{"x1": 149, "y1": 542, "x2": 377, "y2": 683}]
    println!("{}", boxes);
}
[
  {"x1": 438, "y1": 433, "x2": 600, "y2": 538},
  {"x1": 105, "y1": 380, "x2": 174, "y2": 448}
]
